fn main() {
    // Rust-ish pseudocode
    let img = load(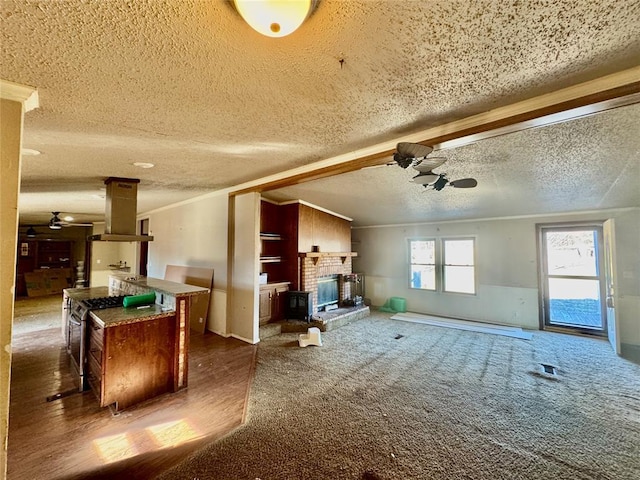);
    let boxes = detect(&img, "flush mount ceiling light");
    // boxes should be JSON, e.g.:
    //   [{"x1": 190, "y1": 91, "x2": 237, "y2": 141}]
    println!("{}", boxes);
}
[
  {"x1": 133, "y1": 162, "x2": 154, "y2": 169},
  {"x1": 233, "y1": 0, "x2": 317, "y2": 38}
]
